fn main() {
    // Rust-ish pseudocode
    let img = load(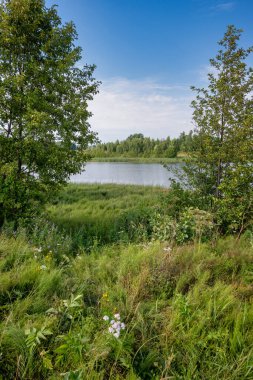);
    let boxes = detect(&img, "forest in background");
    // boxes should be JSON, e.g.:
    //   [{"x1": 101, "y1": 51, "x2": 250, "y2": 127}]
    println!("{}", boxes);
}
[{"x1": 86, "y1": 131, "x2": 195, "y2": 158}]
